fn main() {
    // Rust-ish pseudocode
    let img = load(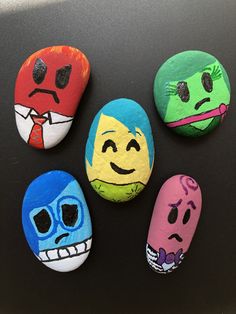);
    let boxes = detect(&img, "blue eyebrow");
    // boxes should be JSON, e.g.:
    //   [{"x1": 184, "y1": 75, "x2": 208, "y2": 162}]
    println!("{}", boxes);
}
[{"x1": 101, "y1": 130, "x2": 116, "y2": 135}]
